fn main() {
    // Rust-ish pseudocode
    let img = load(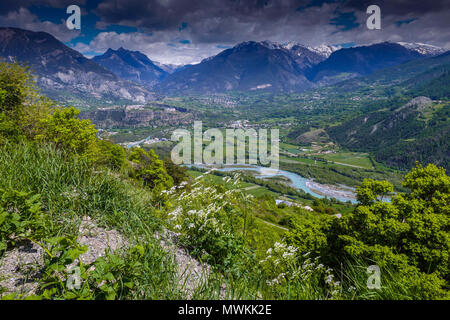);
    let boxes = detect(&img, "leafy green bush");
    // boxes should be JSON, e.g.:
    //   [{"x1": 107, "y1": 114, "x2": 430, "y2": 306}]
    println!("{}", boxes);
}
[
  {"x1": 0, "y1": 62, "x2": 35, "y2": 120},
  {"x1": 93, "y1": 139, "x2": 126, "y2": 171},
  {"x1": 0, "y1": 188, "x2": 47, "y2": 254},
  {"x1": 163, "y1": 157, "x2": 188, "y2": 185},
  {"x1": 36, "y1": 107, "x2": 97, "y2": 158},
  {"x1": 0, "y1": 113, "x2": 22, "y2": 144},
  {"x1": 328, "y1": 164, "x2": 449, "y2": 299},
  {"x1": 128, "y1": 148, "x2": 173, "y2": 190}
]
